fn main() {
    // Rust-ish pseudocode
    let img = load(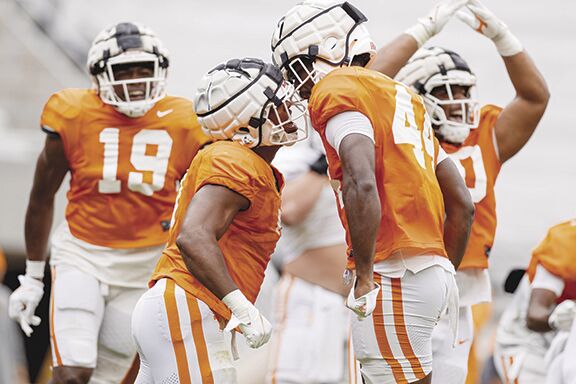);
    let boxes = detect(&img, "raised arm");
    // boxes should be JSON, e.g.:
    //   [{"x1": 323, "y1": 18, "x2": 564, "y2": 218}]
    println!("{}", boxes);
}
[
  {"x1": 370, "y1": 0, "x2": 468, "y2": 78},
  {"x1": 436, "y1": 157, "x2": 475, "y2": 269},
  {"x1": 456, "y1": 0, "x2": 550, "y2": 163}
]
